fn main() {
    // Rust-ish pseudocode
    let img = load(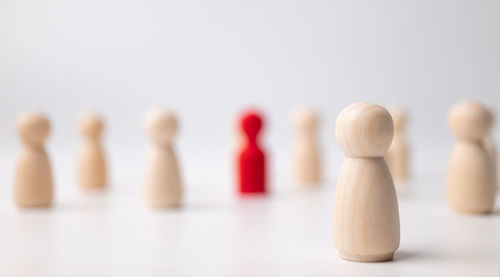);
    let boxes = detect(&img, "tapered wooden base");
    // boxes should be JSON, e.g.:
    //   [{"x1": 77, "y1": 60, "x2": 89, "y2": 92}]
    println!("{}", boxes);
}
[{"x1": 339, "y1": 252, "x2": 394, "y2": 262}]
